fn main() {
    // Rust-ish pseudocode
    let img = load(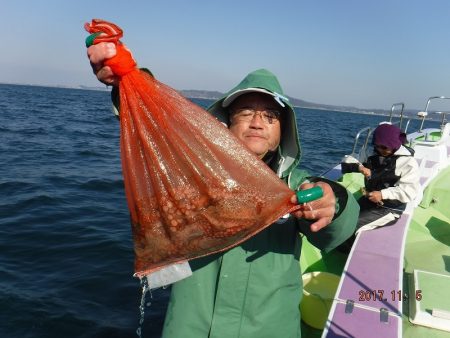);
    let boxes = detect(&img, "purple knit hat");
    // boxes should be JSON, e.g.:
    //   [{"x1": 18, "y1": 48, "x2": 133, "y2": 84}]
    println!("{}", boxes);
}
[{"x1": 372, "y1": 124, "x2": 402, "y2": 150}]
